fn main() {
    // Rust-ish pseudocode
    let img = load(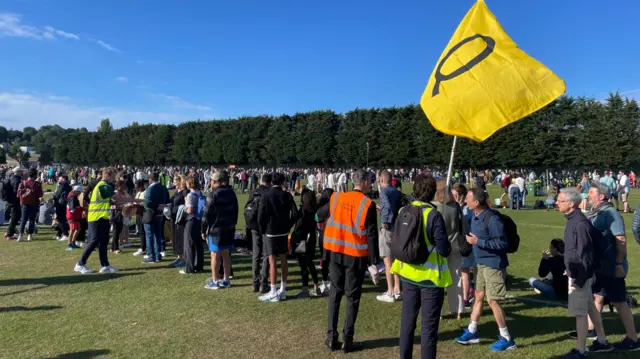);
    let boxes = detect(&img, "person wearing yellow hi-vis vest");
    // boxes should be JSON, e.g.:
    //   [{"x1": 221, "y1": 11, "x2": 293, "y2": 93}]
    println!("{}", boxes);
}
[
  {"x1": 74, "y1": 167, "x2": 142, "y2": 275},
  {"x1": 390, "y1": 174, "x2": 451, "y2": 359}
]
